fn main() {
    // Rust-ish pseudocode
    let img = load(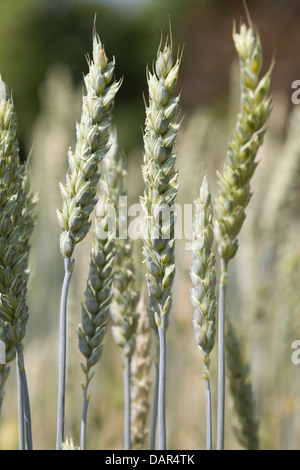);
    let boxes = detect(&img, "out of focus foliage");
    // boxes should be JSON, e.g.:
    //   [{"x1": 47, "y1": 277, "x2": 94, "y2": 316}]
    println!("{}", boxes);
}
[{"x1": 1, "y1": 0, "x2": 300, "y2": 158}]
